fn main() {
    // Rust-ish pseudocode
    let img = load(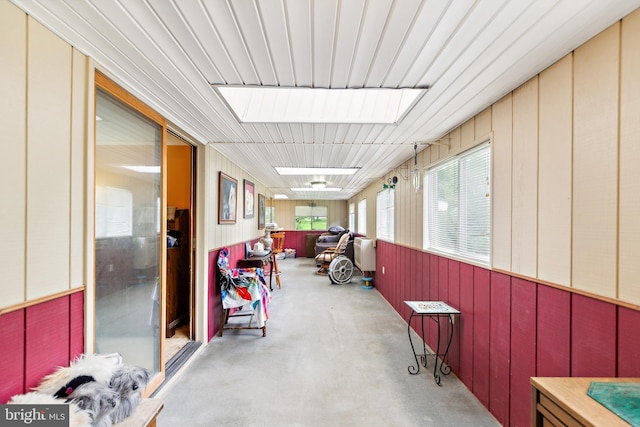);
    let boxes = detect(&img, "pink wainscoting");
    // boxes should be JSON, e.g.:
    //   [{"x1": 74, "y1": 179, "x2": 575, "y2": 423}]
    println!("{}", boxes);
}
[
  {"x1": 70, "y1": 292, "x2": 85, "y2": 360},
  {"x1": 25, "y1": 298, "x2": 70, "y2": 390},
  {"x1": 0, "y1": 310, "x2": 25, "y2": 403},
  {"x1": 0, "y1": 291, "x2": 85, "y2": 403},
  {"x1": 458, "y1": 261, "x2": 475, "y2": 390},
  {"x1": 276, "y1": 230, "x2": 324, "y2": 258},
  {"x1": 509, "y1": 278, "x2": 537, "y2": 427},
  {"x1": 537, "y1": 285, "x2": 571, "y2": 377},
  {"x1": 207, "y1": 242, "x2": 261, "y2": 341},
  {"x1": 447, "y1": 260, "x2": 461, "y2": 375},
  {"x1": 472, "y1": 267, "x2": 491, "y2": 408},
  {"x1": 374, "y1": 241, "x2": 640, "y2": 427},
  {"x1": 488, "y1": 271, "x2": 511, "y2": 423},
  {"x1": 618, "y1": 306, "x2": 640, "y2": 377},
  {"x1": 571, "y1": 294, "x2": 617, "y2": 377}
]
